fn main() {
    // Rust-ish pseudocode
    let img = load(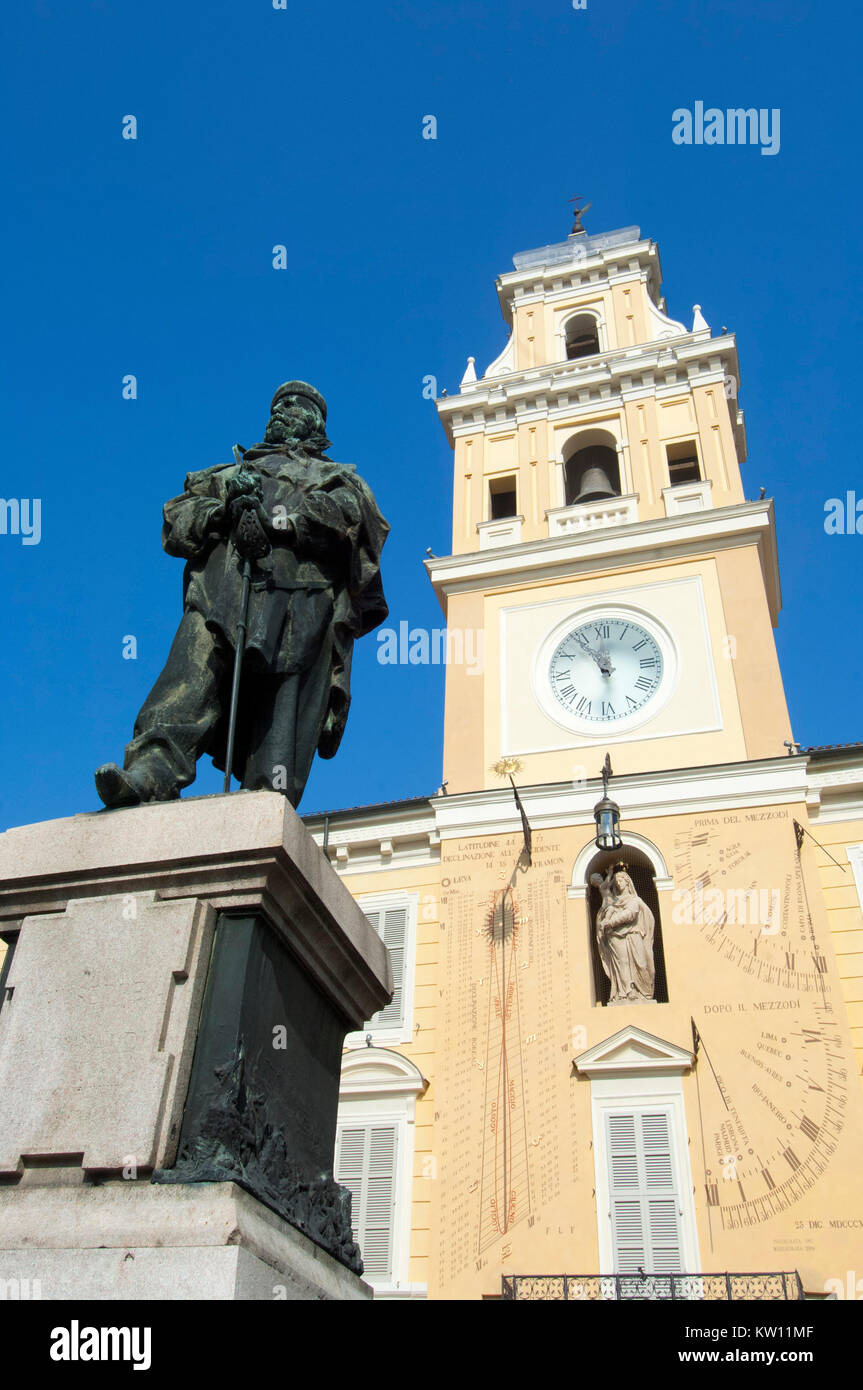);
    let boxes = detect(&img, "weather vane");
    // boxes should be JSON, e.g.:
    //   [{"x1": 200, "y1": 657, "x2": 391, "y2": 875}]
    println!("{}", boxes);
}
[{"x1": 568, "y1": 194, "x2": 592, "y2": 235}]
